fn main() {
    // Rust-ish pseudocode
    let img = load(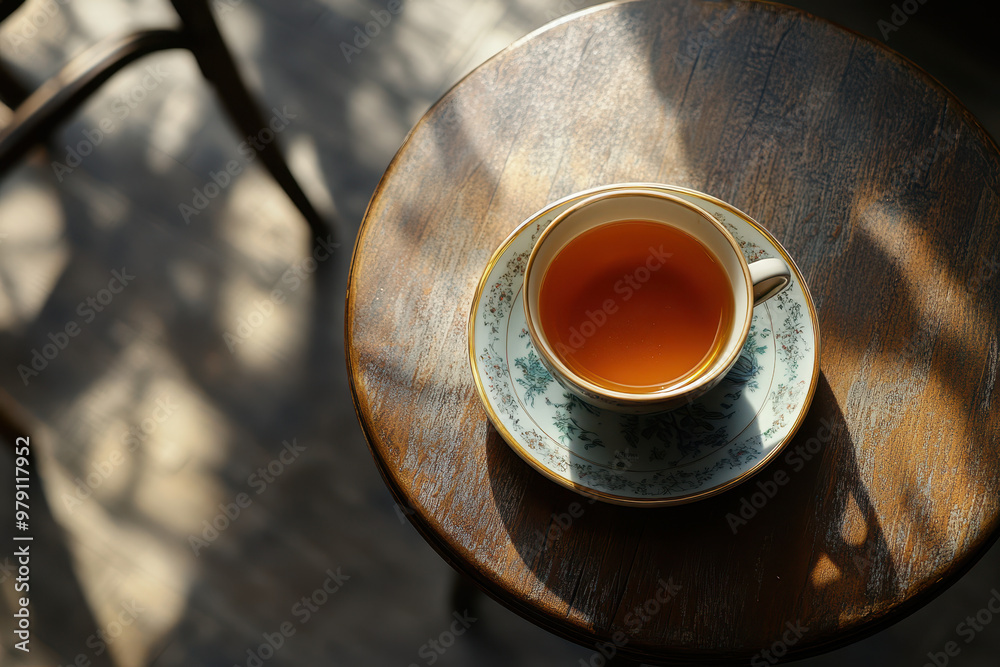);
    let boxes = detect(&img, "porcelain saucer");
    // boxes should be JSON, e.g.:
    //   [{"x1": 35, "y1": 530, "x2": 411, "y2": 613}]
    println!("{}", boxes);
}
[{"x1": 468, "y1": 184, "x2": 820, "y2": 506}]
